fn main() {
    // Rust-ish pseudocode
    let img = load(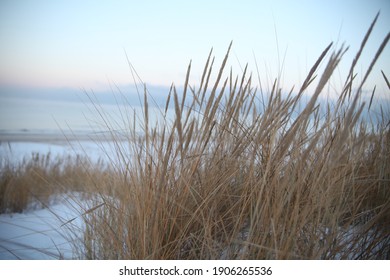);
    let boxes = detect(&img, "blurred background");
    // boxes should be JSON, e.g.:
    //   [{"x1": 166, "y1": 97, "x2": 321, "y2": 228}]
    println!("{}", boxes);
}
[{"x1": 0, "y1": 0, "x2": 389, "y2": 132}]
